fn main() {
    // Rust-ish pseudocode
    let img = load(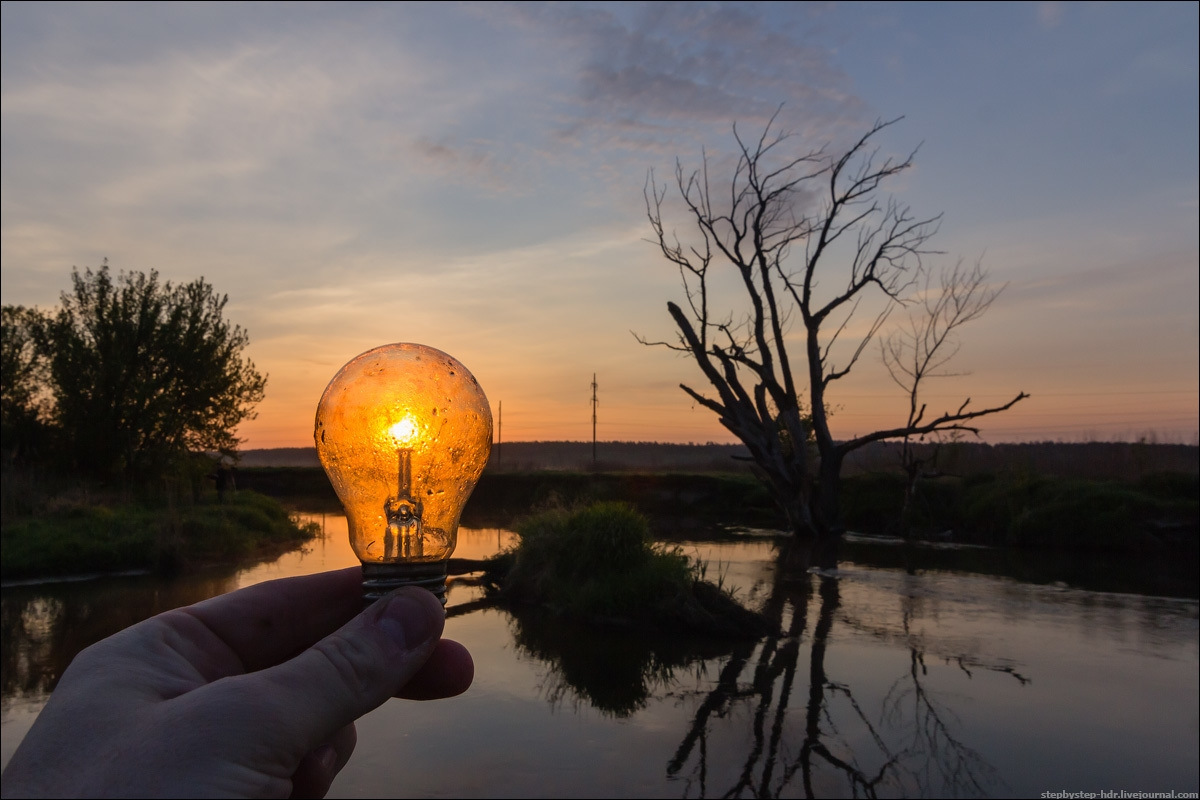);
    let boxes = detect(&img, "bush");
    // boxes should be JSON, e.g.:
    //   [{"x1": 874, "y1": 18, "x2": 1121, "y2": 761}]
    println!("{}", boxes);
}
[
  {"x1": 502, "y1": 502, "x2": 689, "y2": 617},
  {"x1": 489, "y1": 501, "x2": 770, "y2": 637},
  {"x1": 518, "y1": 502, "x2": 653, "y2": 576}
]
